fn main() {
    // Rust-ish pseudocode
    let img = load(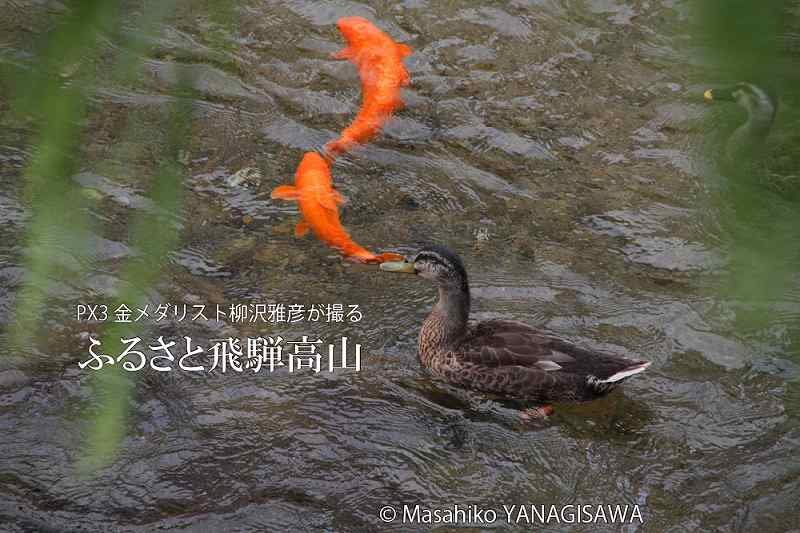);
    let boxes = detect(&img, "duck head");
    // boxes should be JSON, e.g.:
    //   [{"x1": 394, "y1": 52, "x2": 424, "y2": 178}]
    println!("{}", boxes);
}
[
  {"x1": 704, "y1": 82, "x2": 780, "y2": 164},
  {"x1": 704, "y1": 82, "x2": 777, "y2": 125},
  {"x1": 380, "y1": 245, "x2": 468, "y2": 289},
  {"x1": 381, "y1": 245, "x2": 471, "y2": 345}
]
